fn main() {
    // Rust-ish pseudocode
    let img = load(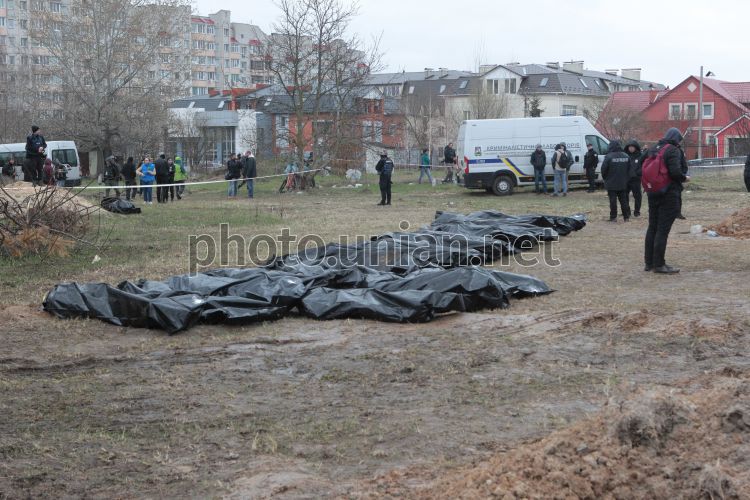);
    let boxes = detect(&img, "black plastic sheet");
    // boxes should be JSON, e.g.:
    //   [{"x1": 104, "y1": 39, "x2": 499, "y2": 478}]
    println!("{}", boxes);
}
[
  {"x1": 43, "y1": 211, "x2": 583, "y2": 333},
  {"x1": 101, "y1": 197, "x2": 142, "y2": 214}
]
